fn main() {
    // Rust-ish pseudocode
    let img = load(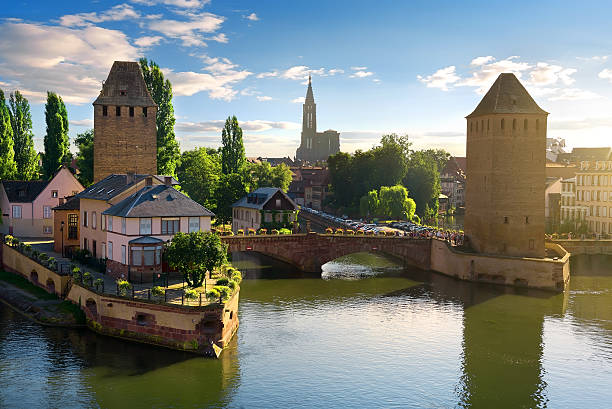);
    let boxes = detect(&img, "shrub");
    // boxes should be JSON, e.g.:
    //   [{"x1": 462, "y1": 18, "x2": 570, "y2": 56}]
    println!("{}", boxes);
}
[
  {"x1": 184, "y1": 288, "x2": 198, "y2": 300},
  {"x1": 227, "y1": 280, "x2": 237, "y2": 290},
  {"x1": 4, "y1": 235, "x2": 14, "y2": 245},
  {"x1": 23, "y1": 244, "x2": 32, "y2": 254},
  {"x1": 151, "y1": 286, "x2": 165, "y2": 297},
  {"x1": 216, "y1": 277, "x2": 229, "y2": 286},
  {"x1": 39, "y1": 253, "x2": 49, "y2": 262},
  {"x1": 94, "y1": 278, "x2": 104, "y2": 292},
  {"x1": 11, "y1": 237, "x2": 20, "y2": 246},
  {"x1": 258, "y1": 228, "x2": 267, "y2": 235},
  {"x1": 82, "y1": 272, "x2": 93, "y2": 287},
  {"x1": 237, "y1": 229, "x2": 244, "y2": 236},
  {"x1": 247, "y1": 228, "x2": 256, "y2": 235},
  {"x1": 230, "y1": 269, "x2": 242, "y2": 284},
  {"x1": 31, "y1": 249, "x2": 40, "y2": 259},
  {"x1": 116, "y1": 279, "x2": 131, "y2": 296},
  {"x1": 48, "y1": 257, "x2": 57, "y2": 270},
  {"x1": 213, "y1": 285, "x2": 231, "y2": 301},
  {"x1": 206, "y1": 288, "x2": 220, "y2": 302},
  {"x1": 325, "y1": 227, "x2": 333, "y2": 234},
  {"x1": 279, "y1": 228, "x2": 291, "y2": 235}
]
